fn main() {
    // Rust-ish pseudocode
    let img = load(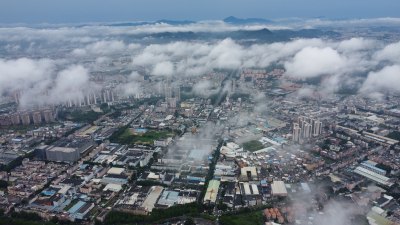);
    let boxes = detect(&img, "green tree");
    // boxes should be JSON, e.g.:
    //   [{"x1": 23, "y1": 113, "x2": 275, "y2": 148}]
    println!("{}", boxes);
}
[{"x1": 184, "y1": 218, "x2": 196, "y2": 225}]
